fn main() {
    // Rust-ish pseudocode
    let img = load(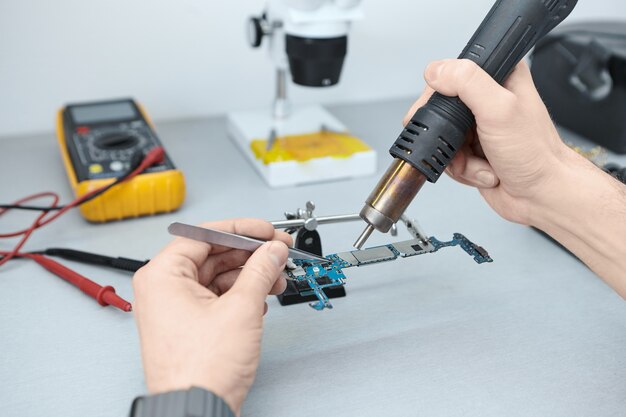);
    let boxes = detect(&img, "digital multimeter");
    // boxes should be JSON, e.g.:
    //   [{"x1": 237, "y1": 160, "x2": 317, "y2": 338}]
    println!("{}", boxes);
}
[{"x1": 56, "y1": 98, "x2": 185, "y2": 222}]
